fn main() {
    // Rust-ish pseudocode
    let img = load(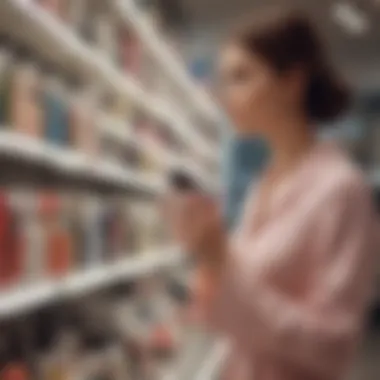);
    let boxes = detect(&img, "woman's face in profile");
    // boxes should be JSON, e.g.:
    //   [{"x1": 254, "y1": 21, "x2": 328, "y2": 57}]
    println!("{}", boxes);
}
[{"x1": 218, "y1": 44, "x2": 299, "y2": 136}]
